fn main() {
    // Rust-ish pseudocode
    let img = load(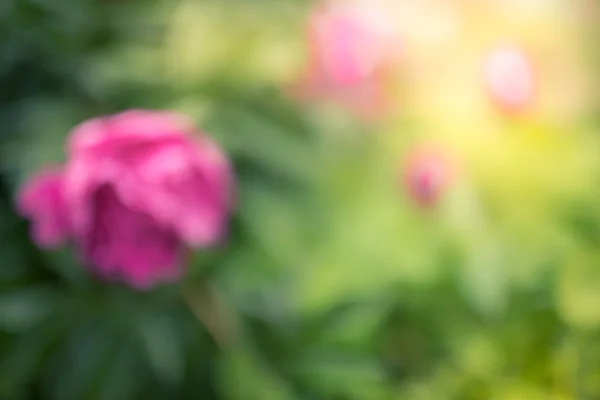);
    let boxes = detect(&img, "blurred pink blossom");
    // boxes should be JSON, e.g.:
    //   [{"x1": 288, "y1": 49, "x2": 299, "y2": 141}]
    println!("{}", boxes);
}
[
  {"x1": 16, "y1": 110, "x2": 234, "y2": 289},
  {"x1": 403, "y1": 145, "x2": 454, "y2": 207},
  {"x1": 297, "y1": 0, "x2": 402, "y2": 118},
  {"x1": 484, "y1": 45, "x2": 536, "y2": 115}
]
